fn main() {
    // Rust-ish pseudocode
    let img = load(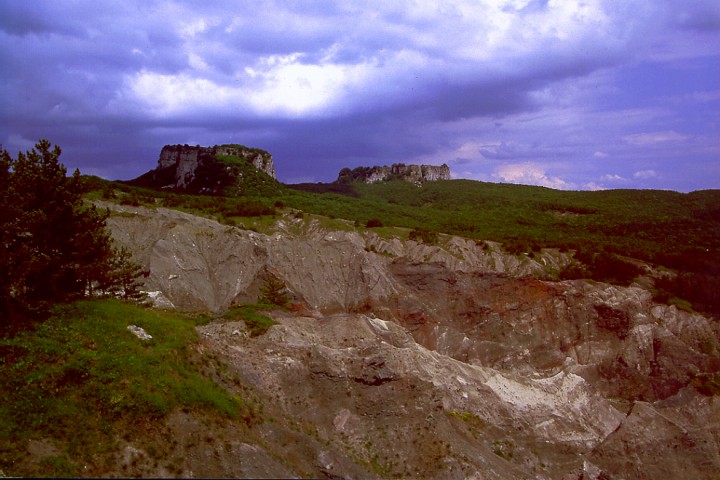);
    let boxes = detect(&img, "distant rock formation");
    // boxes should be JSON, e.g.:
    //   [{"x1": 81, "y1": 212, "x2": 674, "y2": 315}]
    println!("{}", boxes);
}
[
  {"x1": 337, "y1": 163, "x2": 450, "y2": 185},
  {"x1": 129, "y1": 144, "x2": 276, "y2": 194}
]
